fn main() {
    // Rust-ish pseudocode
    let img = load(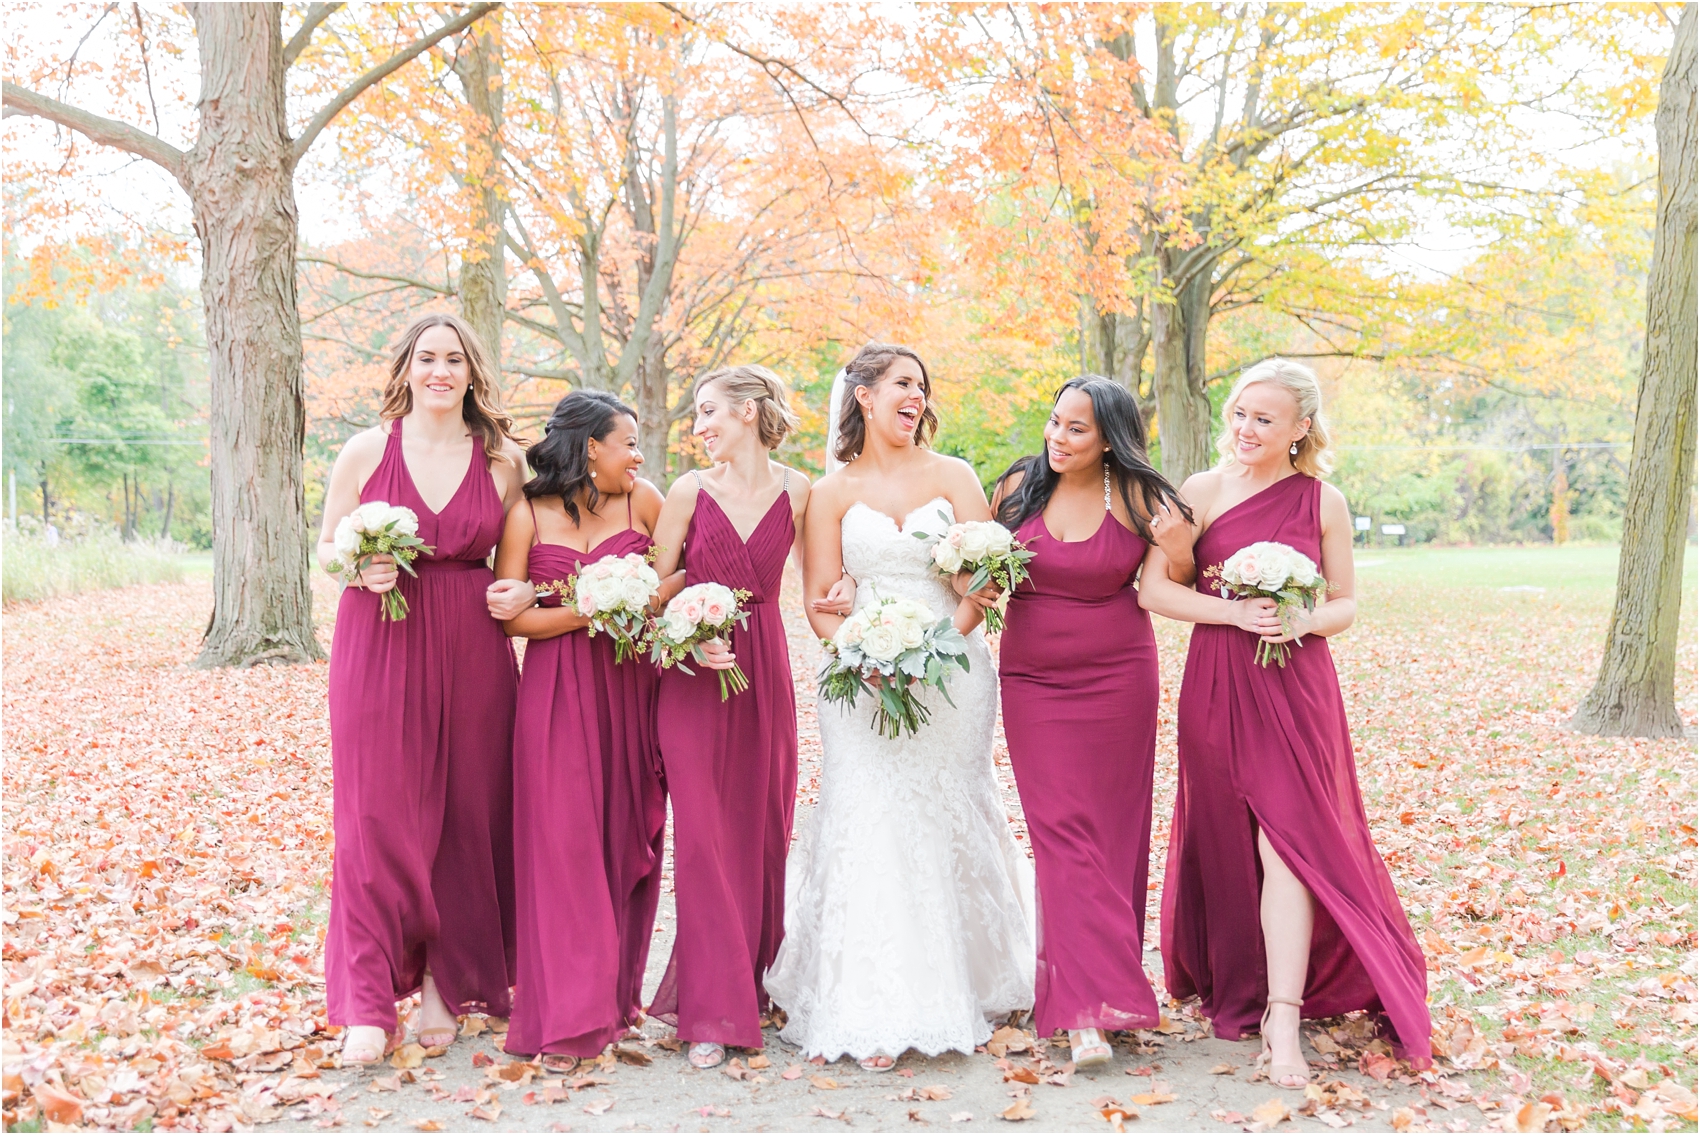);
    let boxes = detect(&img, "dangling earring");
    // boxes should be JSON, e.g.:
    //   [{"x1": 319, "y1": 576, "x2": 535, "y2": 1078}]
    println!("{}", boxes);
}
[{"x1": 1290, "y1": 441, "x2": 1299, "y2": 455}]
